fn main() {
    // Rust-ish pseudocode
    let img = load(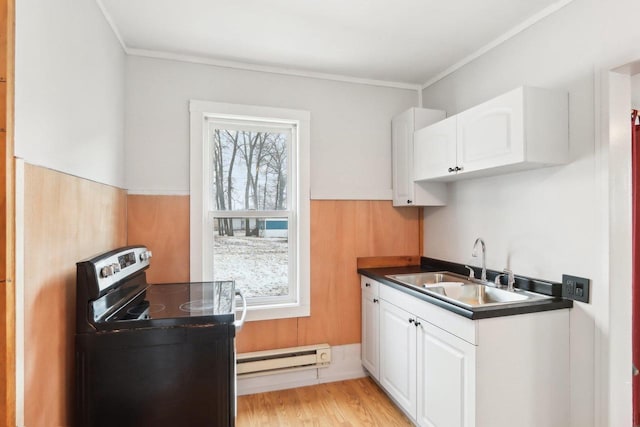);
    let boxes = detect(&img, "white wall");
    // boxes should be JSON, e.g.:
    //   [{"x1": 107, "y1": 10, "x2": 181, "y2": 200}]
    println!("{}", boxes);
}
[
  {"x1": 420, "y1": 0, "x2": 640, "y2": 426},
  {"x1": 124, "y1": 56, "x2": 417, "y2": 198},
  {"x1": 14, "y1": 0, "x2": 126, "y2": 187}
]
